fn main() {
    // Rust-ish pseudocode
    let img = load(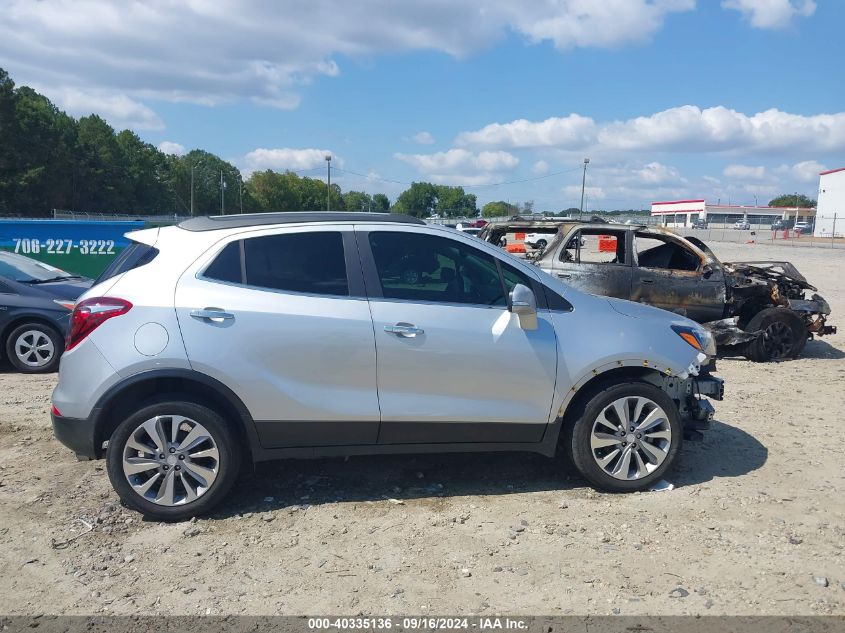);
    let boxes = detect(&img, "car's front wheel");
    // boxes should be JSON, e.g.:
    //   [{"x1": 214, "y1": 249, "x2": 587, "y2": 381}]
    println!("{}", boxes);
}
[
  {"x1": 106, "y1": 401, "x2": 241, "y2": 521},
  {"x1": 5, "y1": 322, "x2": 63, "y2": 373},
  {"x1": 743, "y1": 307, "x2": 807, "y2": 362},
  {"x1": 564, "y1": 382, "x2": 682, "y2": 492}
]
